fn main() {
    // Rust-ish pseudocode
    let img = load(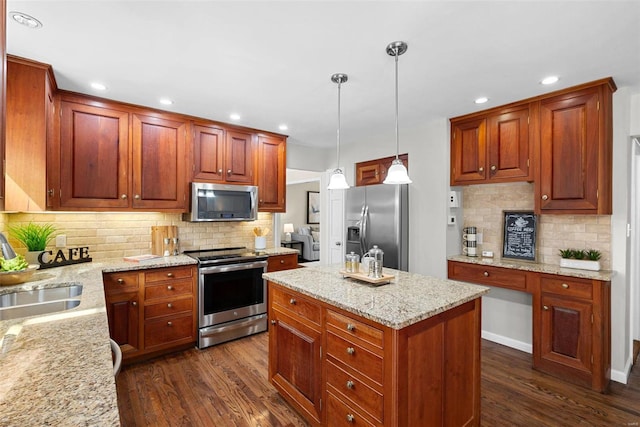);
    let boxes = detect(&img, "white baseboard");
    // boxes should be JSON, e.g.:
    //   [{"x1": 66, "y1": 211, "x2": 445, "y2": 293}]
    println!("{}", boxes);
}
[
  {"x1": 482, "y1": 330, "x2": 532, "y2": 354},
  {"x1": 610, "y1": 357, "x2": 632, "y2": 385}
]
